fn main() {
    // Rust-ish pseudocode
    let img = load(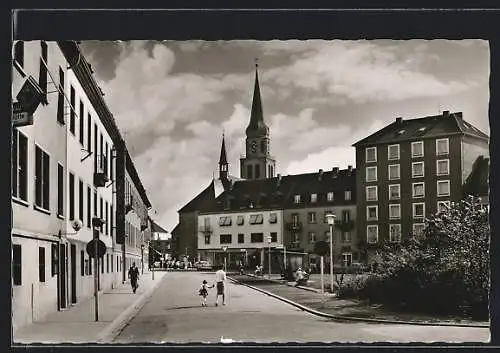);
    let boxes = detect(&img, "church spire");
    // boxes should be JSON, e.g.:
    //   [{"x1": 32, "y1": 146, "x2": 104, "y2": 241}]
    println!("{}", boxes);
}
[
  {"x1": 218, "y1": 132, "x2": 228, "y2": 180},
  {"x1": 245, "y1": 59, "x2": 268, "y2": 137}
]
